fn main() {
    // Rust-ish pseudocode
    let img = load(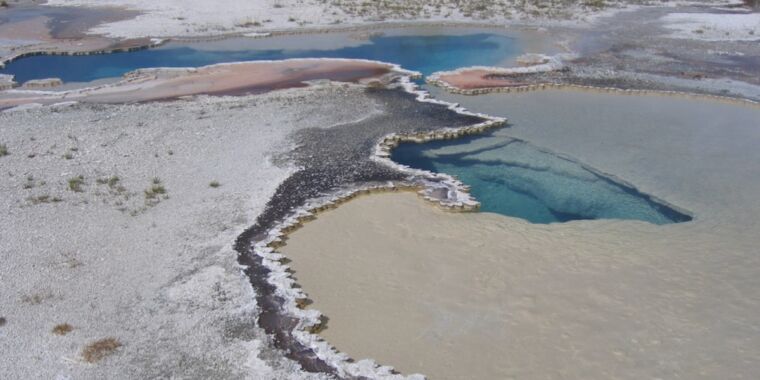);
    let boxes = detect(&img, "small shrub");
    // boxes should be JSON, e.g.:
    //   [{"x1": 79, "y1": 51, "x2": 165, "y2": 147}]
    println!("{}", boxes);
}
[
  {"x1": 34, "y1": 195, "x2": 50, "y2": 203},
  {"x1": 98, "y1": 176, "x2": 127, "y2": 195},
  {"x1": 108, "y1": 176, "x2": 120, "y2": 188},
  {"x1": 60, "y1": 252, "x2": 83, "y2": 268},
  {"x1": 52, "y1": 323, "x2": 74, "y2": 335},
  {"x1": 63, "y1": 152, "x2": 74, "y2": 160},
  {"x1": 21, "y1": 293, "x2": 52, "y2": 305},
  {"x1": 584, "y1": 0, "x2": 605, "y2": 8},
  {"x1": 144, "y1": 178, "x2": 167, "y2": 200},
  {"x1": 28, "y1": 195, "x2": 62, "y2": 205},
  {"x1": 236, "y1": 18, "x2": 261, "y2": 27},
  {"x1": 81, "y1": 338, "x2": 122, "y2": 363},
  {"x1": 0, "y1": 144, "x2": 8, "y2": 157},
  {"x1": 150, "y1": 186, "x2": 165, "y2": 195},
  {"x1": 23, "y1": 176, "x2": 35, "y2": 189},
  {"x1": 0, "y1": 317, "x2": 6, "y2": 326},
  {"x1": 97, "y1": 176, "x2": 121, "y2": 188},
  {"x1": 150, "y1": 184, "x2": 166, "y2": 195},
  {"x1": 209, "y1": 181, "x2": 221, "y2": 188},
  {"x1": 68, "y1": 176, "x2": 85, "y2": 192}
]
